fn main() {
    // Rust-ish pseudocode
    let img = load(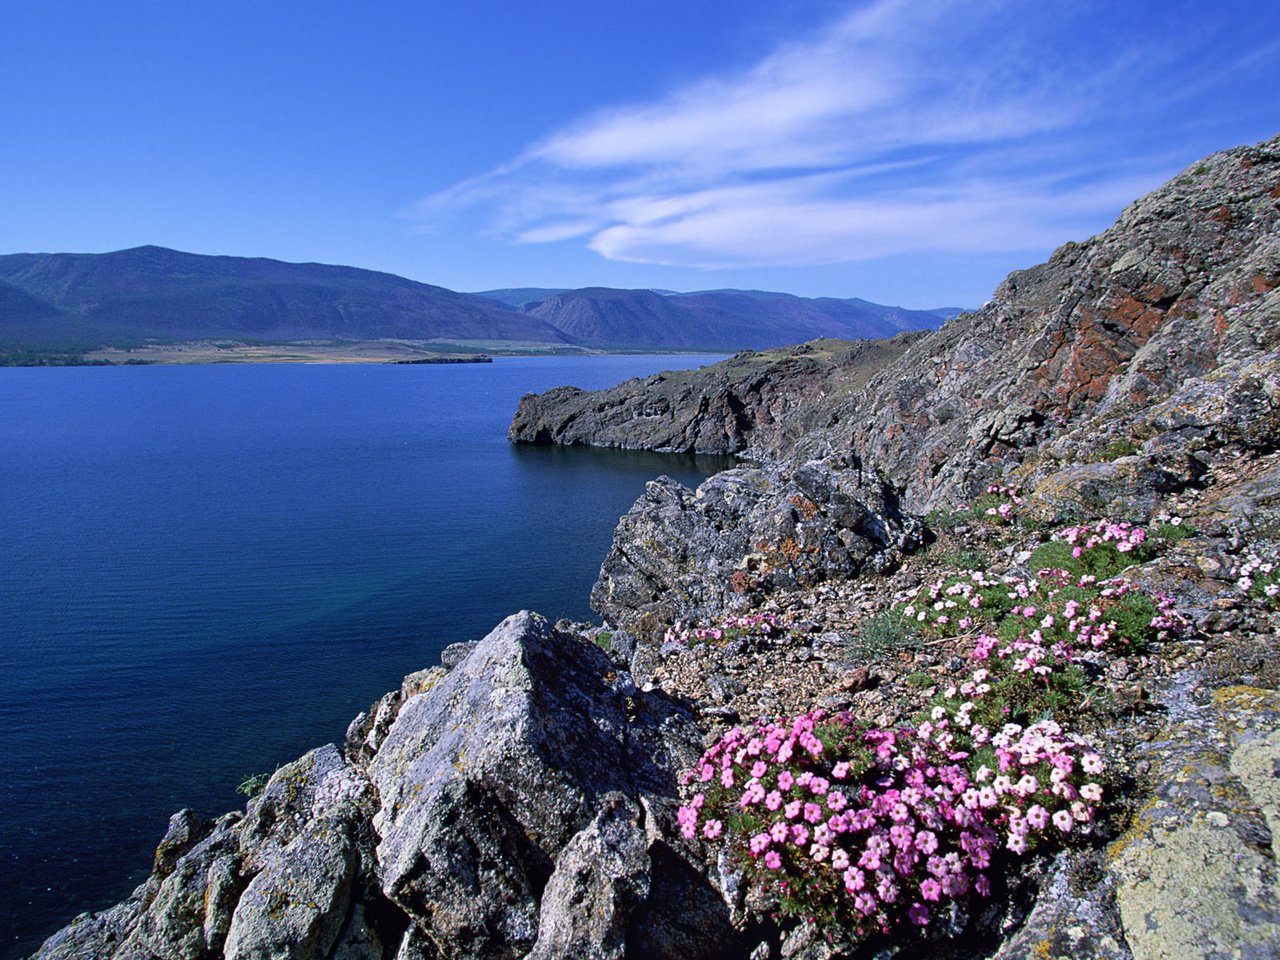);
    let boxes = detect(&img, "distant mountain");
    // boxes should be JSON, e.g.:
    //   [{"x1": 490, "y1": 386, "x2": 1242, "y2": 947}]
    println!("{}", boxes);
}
[
  {"x1": 0, "y1": 246, "x2": 574, "y2": 349},
  {"x1": 0, "y1": 246, "x2": 956, "y2": 357},
  {"x1": 517, "y1": 286, "x2": 948, "y2": 351}
]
